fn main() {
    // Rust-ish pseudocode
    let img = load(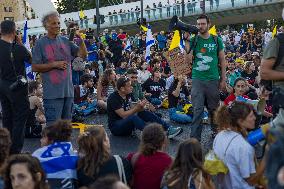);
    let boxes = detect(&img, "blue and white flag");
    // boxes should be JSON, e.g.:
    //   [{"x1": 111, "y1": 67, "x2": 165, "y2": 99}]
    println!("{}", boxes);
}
[
  {"x1": 240, "y1": 29, "x2": 245, "y2": 36},
  {"x1": 179, "y1": 34, "x2": 185, "y2": 53},
  {"x1": 32, "y1": 142, "x2": 78, "y2": 179},
  {"x1": 22, "y1": 20, "x2": 35, "y2": 80},
  {"x1": 145, "y1": 25, "x2": 155, "y2": 63},
  {"x1": 124, "y1": 39, "x2": 131, "y2": 51}
]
